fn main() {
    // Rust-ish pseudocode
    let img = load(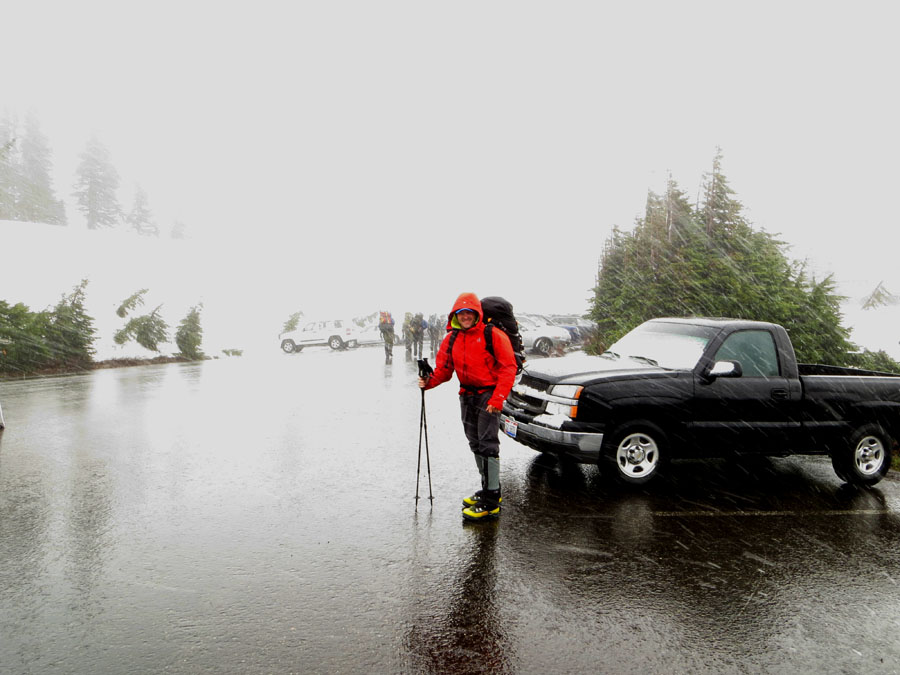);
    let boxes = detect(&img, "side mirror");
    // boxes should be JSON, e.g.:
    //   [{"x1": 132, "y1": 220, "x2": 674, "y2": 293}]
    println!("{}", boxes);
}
[{"x1": 707, "y1": 360, "x2": 743, "y2": 379}]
